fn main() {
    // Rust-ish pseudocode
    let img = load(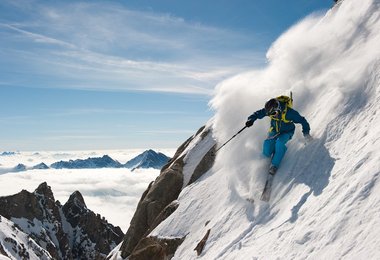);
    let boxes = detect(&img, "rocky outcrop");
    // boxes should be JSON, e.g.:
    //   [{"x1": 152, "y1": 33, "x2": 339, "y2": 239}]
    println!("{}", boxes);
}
[
  {"x1": 119, "y1": 156, "x2": 185, "y2": 258},
  {"x1": 115, "y1": 125, "x2": 216, "y2": 259},
  {"x1": 189, "y1": 142, "x2": 216, "y2": 185},
  {"x1": 63, "y1": 191, "x2": 124, "y2": 259},
  {"x1": 0, "y1": 182, "x2": 124, "y2": 259},
  {"x1": 129, "y1": 236, "x2": 186, "y2": 260}
]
